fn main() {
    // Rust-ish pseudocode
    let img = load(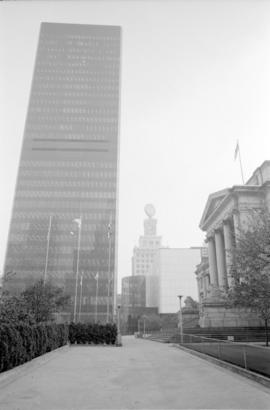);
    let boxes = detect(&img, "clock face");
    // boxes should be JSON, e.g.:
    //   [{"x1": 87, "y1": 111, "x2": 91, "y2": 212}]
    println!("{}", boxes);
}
[{"x1": 144, "y1": 204, "x2": 155, "y2": 217}]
